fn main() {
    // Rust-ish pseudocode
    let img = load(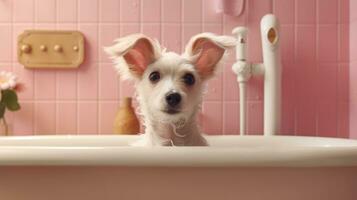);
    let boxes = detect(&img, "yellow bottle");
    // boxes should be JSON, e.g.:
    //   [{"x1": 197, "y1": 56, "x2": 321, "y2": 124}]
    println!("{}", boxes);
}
[{"x1": 113, "y1": 97, "x2": 140, "y2": 135}]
